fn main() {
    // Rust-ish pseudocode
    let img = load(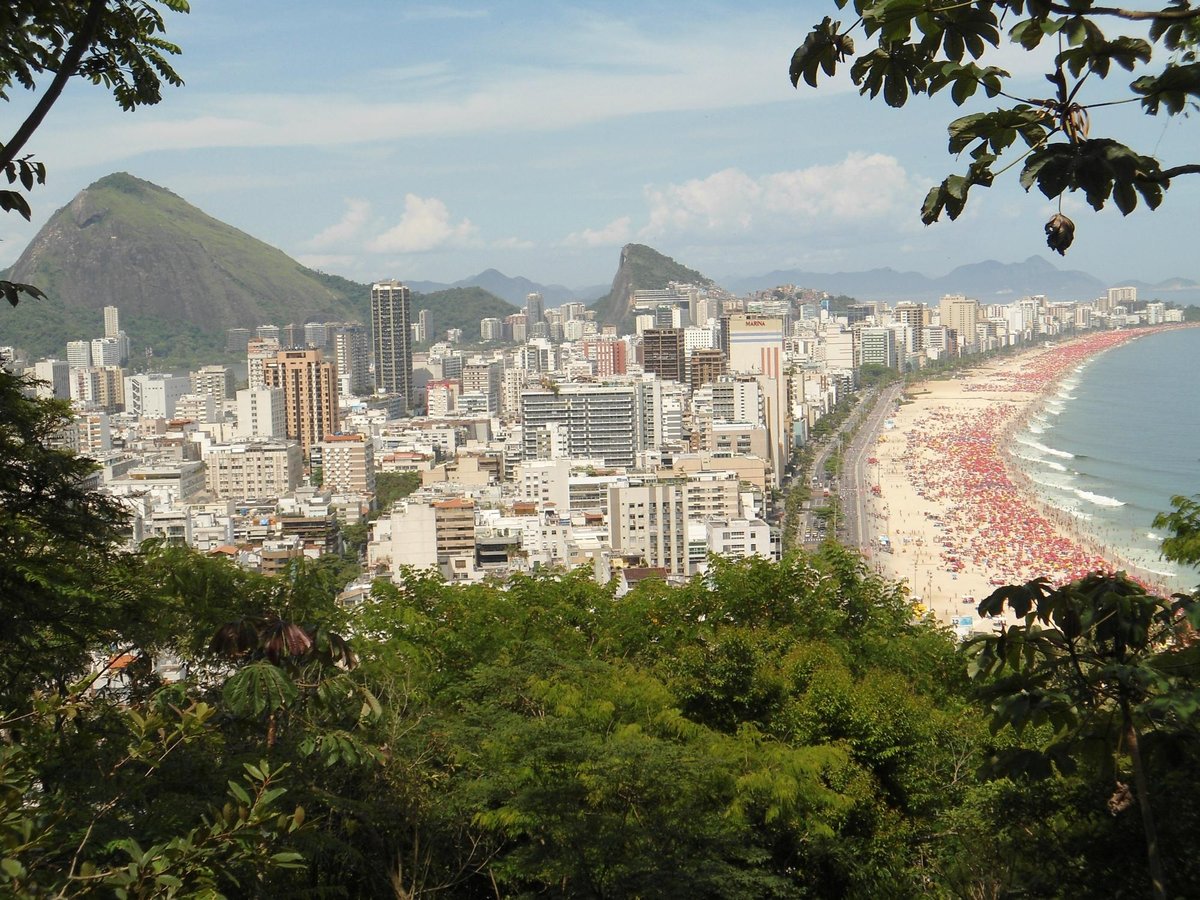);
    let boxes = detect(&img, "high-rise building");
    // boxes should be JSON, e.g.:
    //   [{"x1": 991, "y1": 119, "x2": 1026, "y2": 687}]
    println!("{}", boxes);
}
[
  {"x1": 90, "y1": 338, "x2": 122, "y2": 367},
  {"x1": 506, "y1": 312, "x2": 528, "y2": 343},
  {"x1": 371, "y1": 280, "x2": 413, "y2": 407},
  {"x1": 940, "y1": 295, "x2": 981, "y2": 349},
  {"x1": 317, "y1": 433, "x2": 376, "y2": 495},
  {"x1": 103, "y1": 306, "x2": 120, "y2": 338},
  {"x1": 206, "y1": 441, "x2": 302, "y2": 501},
  {"x1": 247, "y1": 337, "x2": 281, "y2": 391},
  {"x1": 607, "y1": 481, "x2": 689, "y2": 575},
  {"x1": 236, "y1": 386, "x2": 287, "y2": 440},
  {"x1": 331, "y1": 323, "x2": 371, "y2": 396},
  {"x1": 262, "y1": 349, "x2": 338, "y2": 456},
  {"x1": 860, "y1": 327, "x2": 899, "y2": 370},
  {"x1": 417, "y1": 309, "x2": 432, "y2": 343},
  {"x1": 893, "y1": 302, "x2": 927, "y2": 352},
  {"x1": 303, "y1": 322, "x2": 329, "y2": 349},
  {"x1": 581, "y1": 339, "x2": 627, "y2": 377},
  {"x1": 191, "y1": 364, "x2": 233, "y2": 400},
  {"x1": 461, "y1": 358, "x2": 504, "y2": 414},
  {"x1": 66, "y1": 340, "x2": 92, "y2": 368},
  {"x1": 281, "y1": 323, "x2": 306, "y2": 349},
  {"x1": 92, "y1": 366, "x2": 125, "y2": 412},
  {"x1": 641, "y1": 328, "x2": 686, "y2": 383},
  {"x1": 480, "y1": 317, "x2": 503, "y2": 342},
  {"x1": 30, "y1": 359, "x2": 70, "y2": 400},
  {"x1": 727, "y1": 315, "x2": 784, "y2": 378},
  {"x1": 521, "y1": 383, "x2": 638, "y2": 468},
  {"x1": 525, "y1": 292, "x2": 545, "y2": 326},
  {"x1": 227, "y1": 327, "x2": 252, "y2": 354},
  {"x1": 689, "y1": 348, "x2": 727, "y2": 392}
]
